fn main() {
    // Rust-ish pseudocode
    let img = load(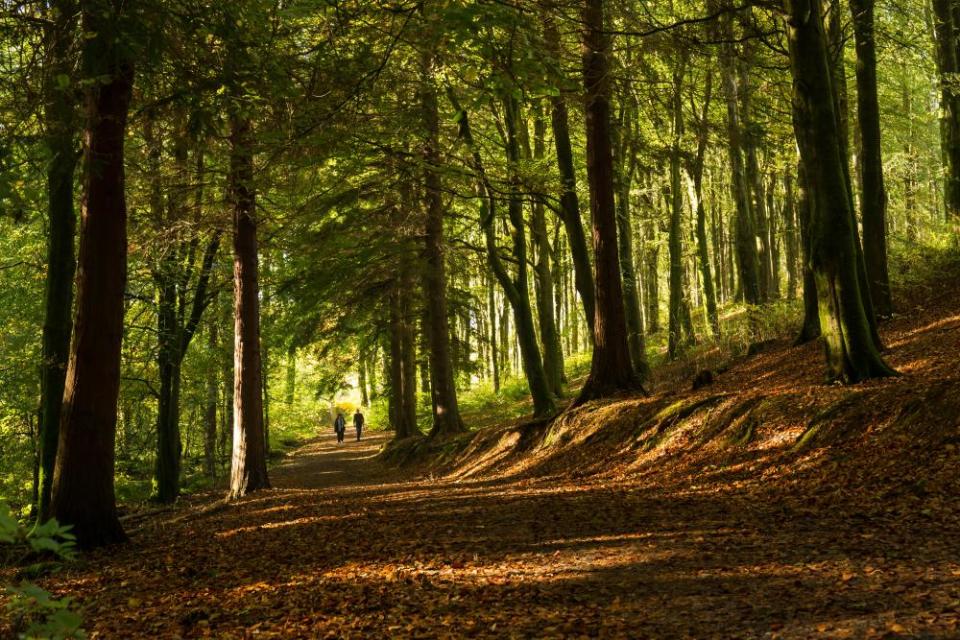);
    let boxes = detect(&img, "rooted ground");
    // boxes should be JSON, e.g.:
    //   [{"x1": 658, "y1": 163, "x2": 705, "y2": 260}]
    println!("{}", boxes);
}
[{"x1": 12, "y1": 261, "x2": 960, "y2": 639}]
